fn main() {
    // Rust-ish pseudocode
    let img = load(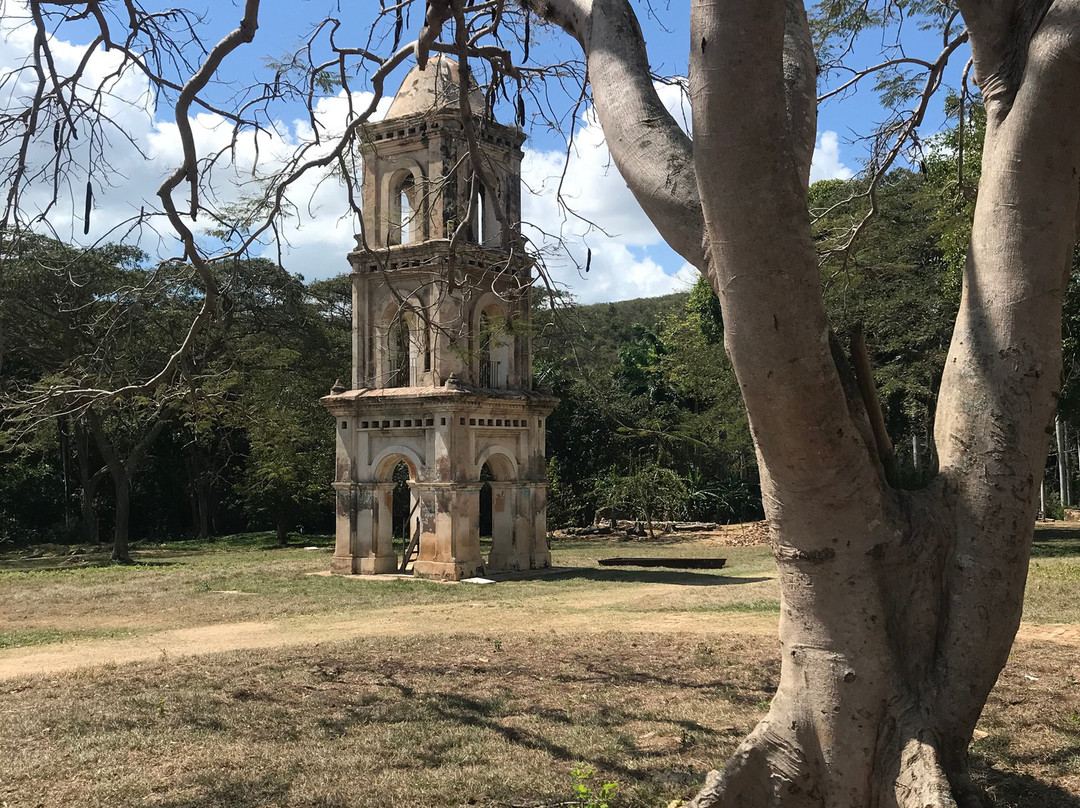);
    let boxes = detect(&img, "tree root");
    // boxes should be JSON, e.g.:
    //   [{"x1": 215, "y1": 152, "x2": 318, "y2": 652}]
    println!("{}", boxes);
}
[
  {"x1": 685, "y1": 724, "x2": 811, "y2": 808},
  {"x1": 686, "y1": 722, "x2": 977, "y2": 808}
]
